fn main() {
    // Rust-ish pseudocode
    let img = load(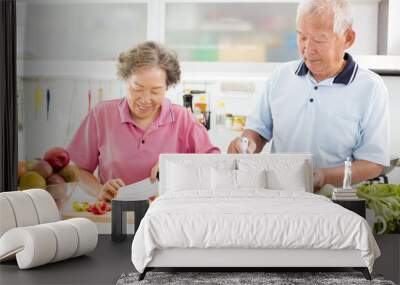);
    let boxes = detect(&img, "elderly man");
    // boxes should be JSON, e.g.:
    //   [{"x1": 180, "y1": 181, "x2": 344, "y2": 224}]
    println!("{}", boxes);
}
[{"x1": 228, "y1": 0, "x2": 390, "y2": 190}]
